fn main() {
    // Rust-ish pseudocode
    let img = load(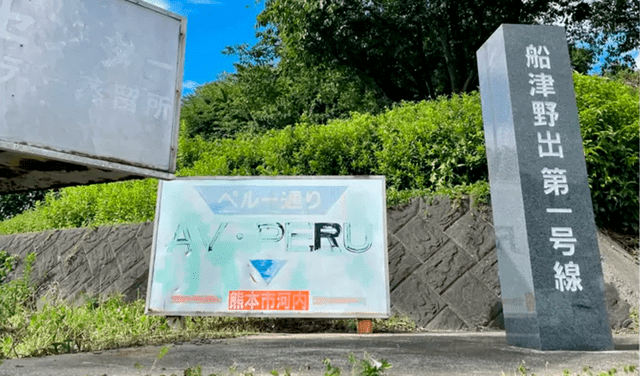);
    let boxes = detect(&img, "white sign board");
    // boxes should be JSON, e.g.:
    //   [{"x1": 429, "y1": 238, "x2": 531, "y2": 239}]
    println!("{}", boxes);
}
[
  {"x1": 146, "y1": 177, "x2": 390, "y2": 318},
  {"x1": 0, "y1": 0, "x2": 185, "y2": 192}
]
